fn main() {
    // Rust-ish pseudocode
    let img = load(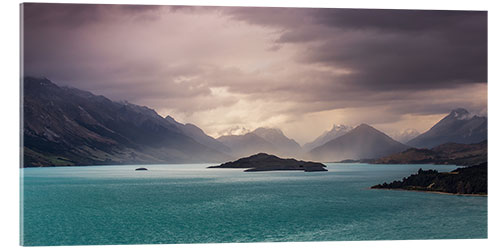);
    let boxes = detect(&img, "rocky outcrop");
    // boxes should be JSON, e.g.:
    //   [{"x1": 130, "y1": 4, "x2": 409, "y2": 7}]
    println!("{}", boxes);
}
[{"x1": 371, "y1": 162, "x2": 487, "y2": 195}]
